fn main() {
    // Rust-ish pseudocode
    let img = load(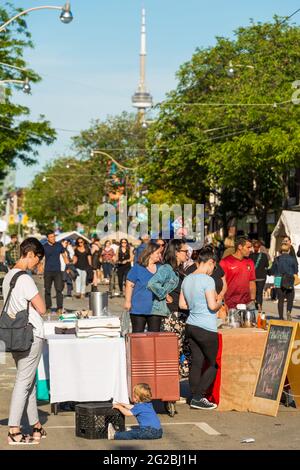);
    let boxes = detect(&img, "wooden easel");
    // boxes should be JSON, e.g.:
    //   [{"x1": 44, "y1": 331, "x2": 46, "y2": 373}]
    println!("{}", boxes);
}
[{"x1": 250, "y1": 320, "x2": 300, "y2": 416}]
